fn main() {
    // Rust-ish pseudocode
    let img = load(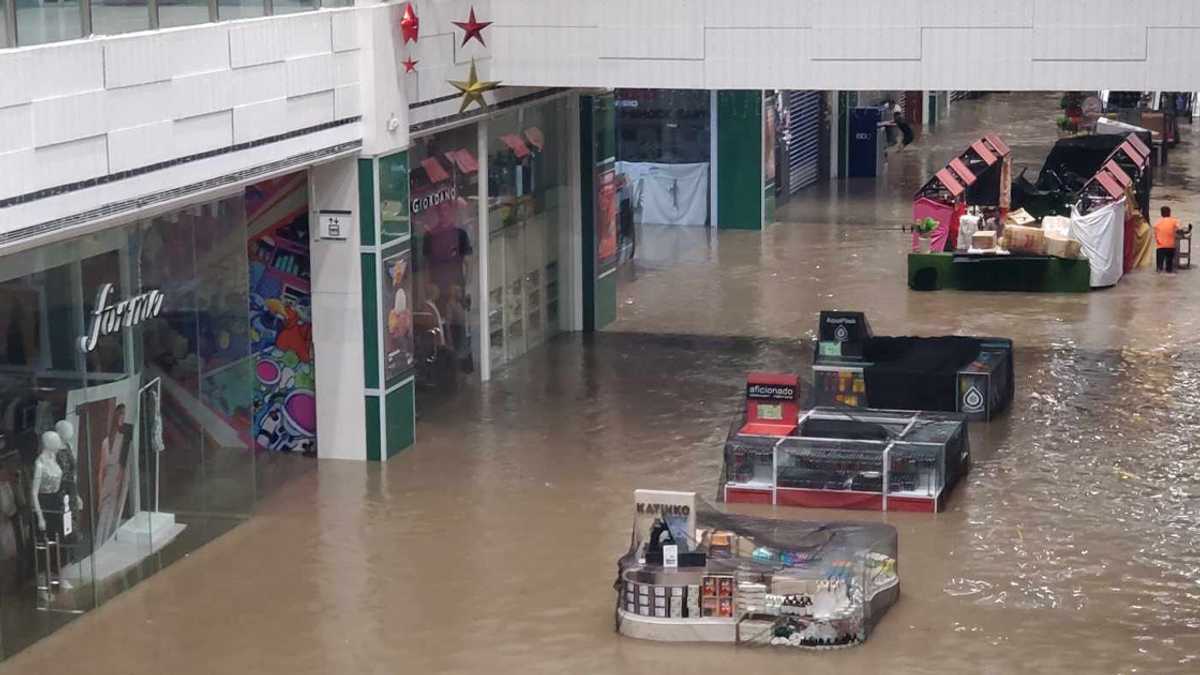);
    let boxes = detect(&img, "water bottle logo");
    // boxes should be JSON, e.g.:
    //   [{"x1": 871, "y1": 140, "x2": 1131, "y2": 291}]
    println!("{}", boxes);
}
[{"x1": 962, "y1": 384, "x2": 985, "y2": 413}]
